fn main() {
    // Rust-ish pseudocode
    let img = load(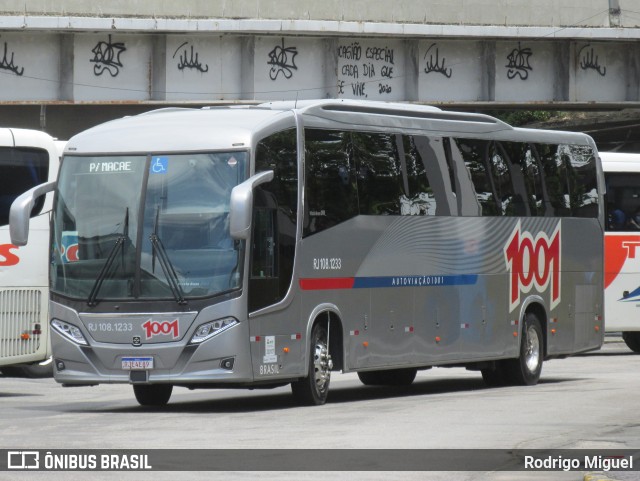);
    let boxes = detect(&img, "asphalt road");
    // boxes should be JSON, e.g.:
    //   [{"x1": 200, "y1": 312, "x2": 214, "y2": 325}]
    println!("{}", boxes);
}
[{"x1": 0, "y1": 336, "x2": 638, "y2": 481}]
